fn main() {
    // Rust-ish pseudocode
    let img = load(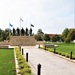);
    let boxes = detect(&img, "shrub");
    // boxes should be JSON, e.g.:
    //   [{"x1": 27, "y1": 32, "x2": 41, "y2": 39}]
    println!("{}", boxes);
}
[{"x1": 15, "y1": 47, "x2": 32, "y2": 75}]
